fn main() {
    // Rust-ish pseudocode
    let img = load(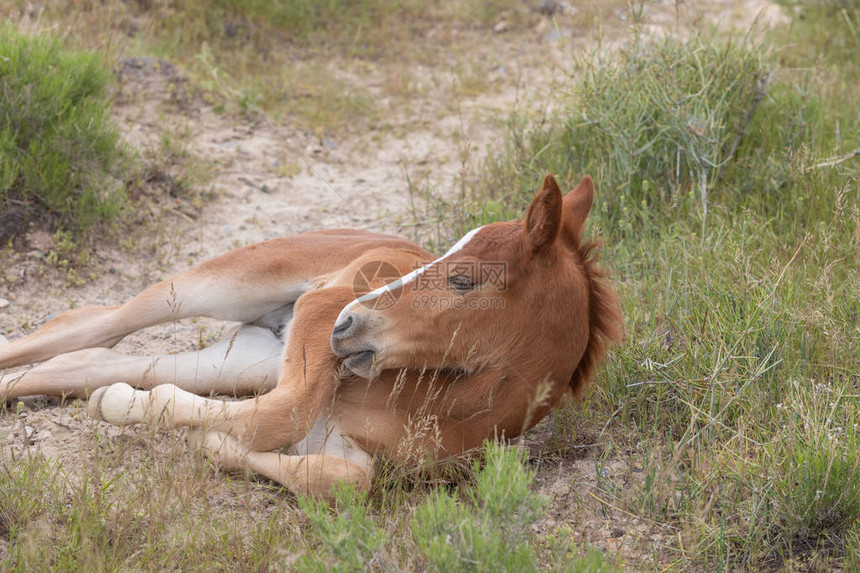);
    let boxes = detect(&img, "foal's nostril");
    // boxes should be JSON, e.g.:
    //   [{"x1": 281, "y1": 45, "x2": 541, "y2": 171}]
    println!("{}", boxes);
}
[{"x1": 332, "y1": 315, "x2": 353, "y2": 338}]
